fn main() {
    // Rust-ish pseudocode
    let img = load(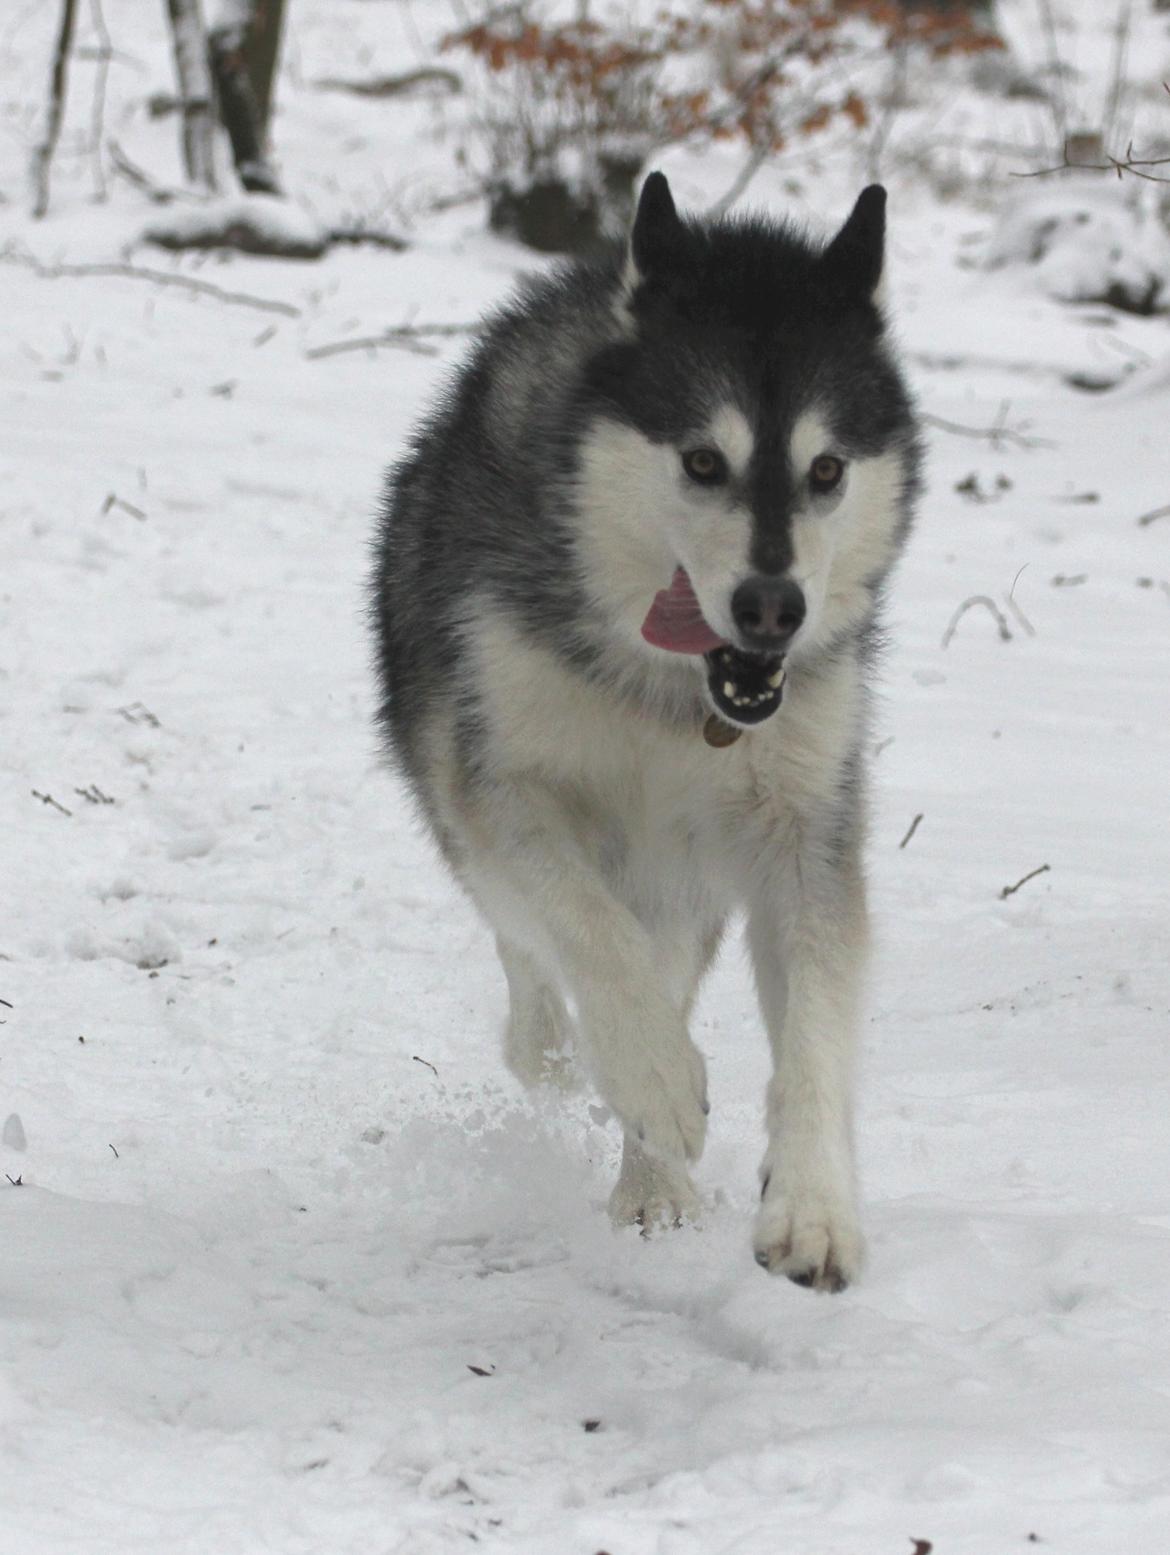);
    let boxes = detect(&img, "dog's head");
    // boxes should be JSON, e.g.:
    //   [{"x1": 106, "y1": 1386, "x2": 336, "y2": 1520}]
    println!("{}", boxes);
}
[{"x1": 574, "y1": 172, "x2": 921, "y2": 728}]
